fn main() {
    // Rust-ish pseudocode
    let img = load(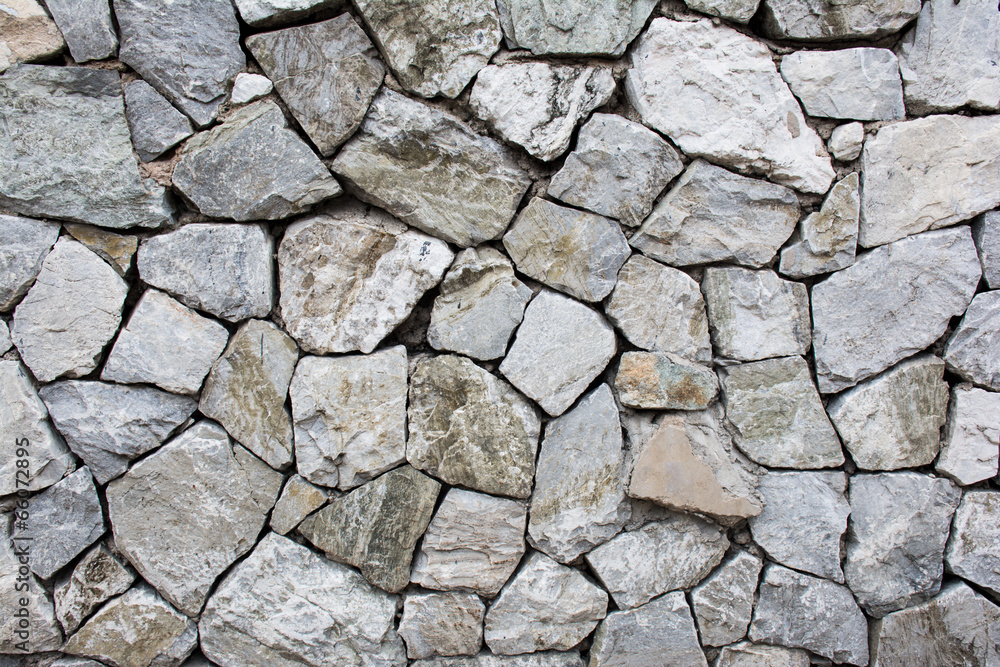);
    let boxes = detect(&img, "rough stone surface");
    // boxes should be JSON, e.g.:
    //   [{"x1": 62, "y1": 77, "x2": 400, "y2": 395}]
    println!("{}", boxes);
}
[
  {"x1": 64, "y1": 224, "x2": 138, "y2": 277},
  {"x1": 233, "y1": 0, "x2": 346, "y2": 27},
  {"x1": 0, "y1": 214, "x2": 59, "y2": 311},
  {"x1": 269, "y1": 474, "x2": 327, "y2": 535},
  {"x1": 503, "y1": 198, "x2": 630, "y2": 302},
  {"x1": 812, "y1": 227, "x2": 982, "y2": 393},
  {"x1": 974, "y1": 211, "x2": 1000, "y2": 289},
  {"x1": 246, "y1": 15, "x2": 384, "y2": 156},
  {"x1": 936, "y1": 385, "x2": 1000, "y2": 485},
  {"x1": 413, "y1": 653, "x2": 583, "y2": 667},
  {"x1": 115, "y1": 0, "x2": 244, "y2": 127},
  {"x1": 471, "y1": 62, "x2": 616, "y2": 161},
  {"x1": 0, "y1": 320, "x2": 9, "y2": 354},
  {"x1": 497, "y1": 0, "x2": 656, "y2": 55},
  {"x1": 299, "y1": 465, "x2": 440, "y2": 593},
  {"x1": 12, "y1": 238, "x2": 128, "y2": 383},
  {"x1": 715, "y1": 643, "x2": 810, "y2": 667},
  {"x1": 945, "y1": 291, "x2": 1000, "y2": 391},
  {"x1": 39, "y1": 380, "x2": 197, "y2": 485},
  {"x1": 199, "y1": 533, "x2": 404, "y2": 667},
  {"x1": 779, "y1": 172, "x2": 860, "y2": 278},
  {"x1": 750, "y1": 565, "x2": 869, "y2": 666},
  {"x1": 123, "y1": 80, "x2": 194, "y2": 163},
  {"x1": 946, "y1": 491, "x2": 1000, "y2": 597},
  {"x1": 484, "y1": 552, "x2": 607, "y2": 655},
  {"x1": 172, "y1": 100, "x2": 342, "y2": 221},
  {"x1": 37, "y1": 0, "x2": 115, "y2": 62},
  {"x1": 615, "y1": 351, "x2": 718, "y2": 410},
  {"x1": 54, "y1": 542, "x2": 136, "y2": 635},
  {"x1": 828, "y1": 122, "x2": 865, "y2": 162},
  {"x1": 332, "y1": 90, "x2": 530, "y2": 247},
  {"x1": 410, "y1": 488, "x2": 528, "y2": 597},
  {"x1": 691, "y1": 551, "x2": 764, "y2": 647},
  {"x1": 499, "y1": 290, "x2": 616, "y2": 416},
  {"x1": 290, "y1": 347, "x2": 407, "y2": 490},
  {"x1": 229, "y1": 72, "x2": 272, "y2": 105},
  {"x1": 844, "y1": 472, "x2": 962, "y2": 618},
  {"x1": 759, "y1": 0, "x2": 921, "y2": 40},
  {"x1": 780, "y1": 48, "x2": 905, "y2": 121},
  {"x1": 589, "y1": 592, "x2": 707, "y2": 667},
  {"x1": 278, "y1": 203, "x2": 452, "y2": 354},
  {"x1": 626, "y1": 18, "x2": 834, "y2": 194},
  {"x1": 684, "y1": 0, "x2": 759, "y2": 22},
  {"x1": 106, "y1": 421, "x2": 283, "y2": 616},
  {"x1": 702, "y1": 267, "x2": 811, "y2": 363},
  {"x1": 200, "y1": 320, "x2": 298, "y2": 470},
  {"x1": 408, "y1": 354, "x2": 539, "y2": 499},
  {"x1": 398, "y1": 591, "x2": 484, "y2": 659},
  {"x1": 827, "y1": 355, "x2": 948, "y2": 471},
  {"x1": 101, "y1": 290, "x2": 229, "y2": 396},
  {"x1": 0, "y1": 519, "x2": 62, "y2": 652},
  {"x1": 0, "y1": 0, "x2": 64, "y2": 71}
]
